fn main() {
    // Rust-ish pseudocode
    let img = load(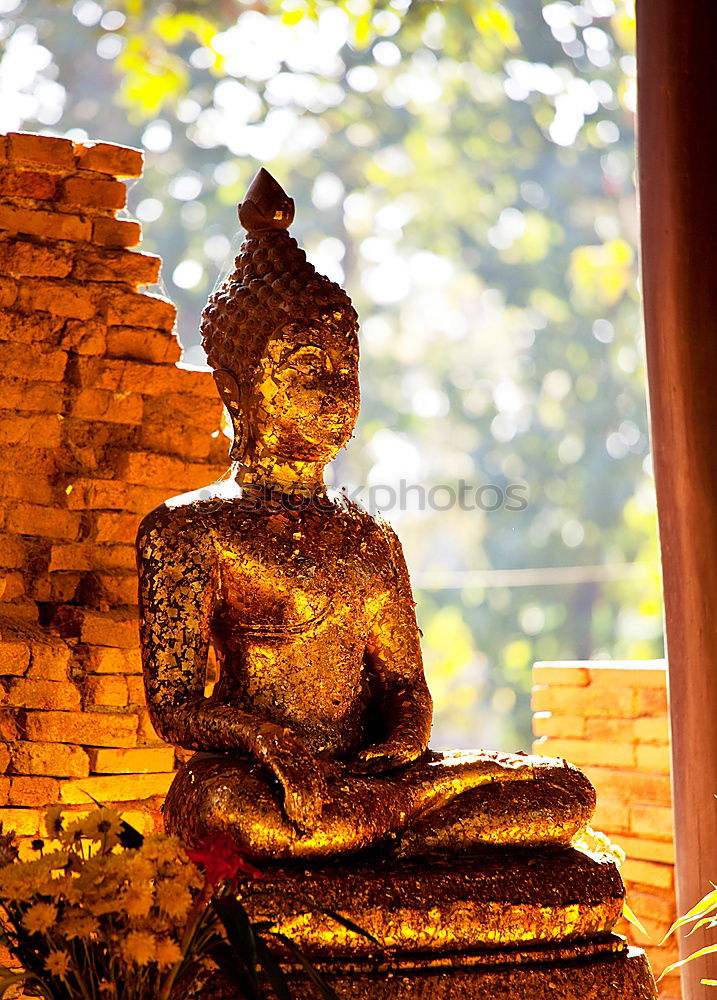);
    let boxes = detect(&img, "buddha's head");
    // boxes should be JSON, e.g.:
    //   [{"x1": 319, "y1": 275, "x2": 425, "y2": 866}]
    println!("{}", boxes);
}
[{"x1": 200, "y1": 169, "x2": 360, "y2": 474}]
